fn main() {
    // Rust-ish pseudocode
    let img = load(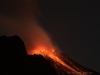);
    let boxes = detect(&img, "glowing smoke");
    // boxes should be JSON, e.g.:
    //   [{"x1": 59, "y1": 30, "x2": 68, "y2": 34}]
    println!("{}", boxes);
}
[
  {"x1": 0, "y1": 0, "x2": 55, "y2": 53},
  {"x1": 0, "y1": 1, "x2": 88, "y2": 75}
]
